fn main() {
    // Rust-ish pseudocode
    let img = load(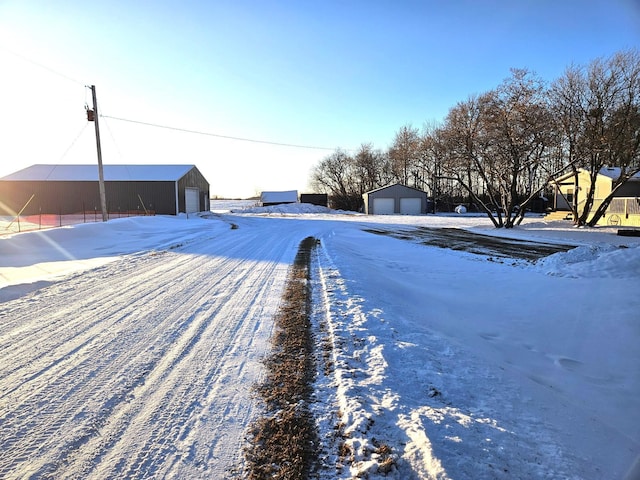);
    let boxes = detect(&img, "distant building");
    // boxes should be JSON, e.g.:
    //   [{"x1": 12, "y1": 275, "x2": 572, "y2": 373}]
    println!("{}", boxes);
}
[
  {"x1": 362, "y1": 183, "x2": 428, "y2": 215},
  {"x1": 260, "y1": 190, "x2": 298, "y2": 206},
  {"x1": 300, "y1": 193, "x2": 328, "y2": 207},
  {"x1": 550, "y1": 167, "x2": 640, "y2": 226},
  {"x1": 0, "y1": 164, "x2": 210, "y2": 216}
]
